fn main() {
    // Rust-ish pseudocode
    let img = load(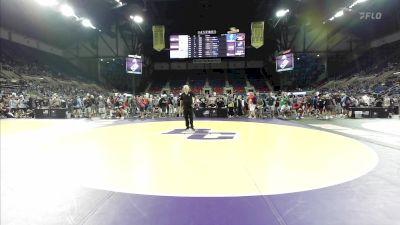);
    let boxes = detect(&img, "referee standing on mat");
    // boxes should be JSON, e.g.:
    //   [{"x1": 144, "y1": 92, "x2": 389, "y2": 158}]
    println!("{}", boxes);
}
[{"x1": 180, "y1": 85, "x2": 195, "y2": 131}]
